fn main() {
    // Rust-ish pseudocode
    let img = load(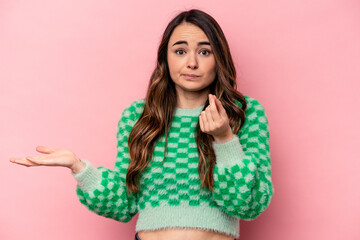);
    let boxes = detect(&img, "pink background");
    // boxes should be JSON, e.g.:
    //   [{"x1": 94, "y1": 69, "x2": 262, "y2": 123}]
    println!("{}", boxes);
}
[{"x1": 1, "y1": 0, "x2": 359, "y2": 239}]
